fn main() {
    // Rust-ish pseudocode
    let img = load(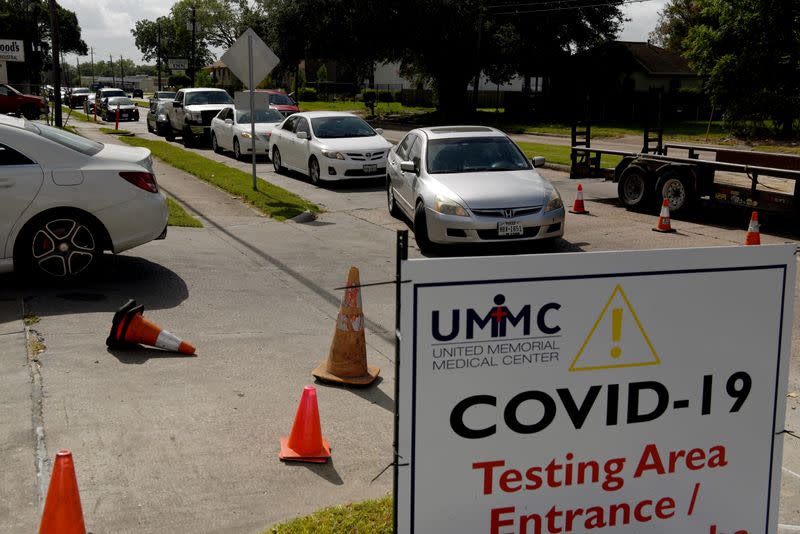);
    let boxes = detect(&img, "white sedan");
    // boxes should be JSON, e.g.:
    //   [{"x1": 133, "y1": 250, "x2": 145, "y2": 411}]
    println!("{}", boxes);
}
[
  {"x1": 268, "y1": 111, "x2": 392, "y2": 185},
  {"x1": 210, "y1": 107, "x2": 283, "y2": 160},
  {"x1": 0, "y1": 115, "x2": 168, "y2": 279}
]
